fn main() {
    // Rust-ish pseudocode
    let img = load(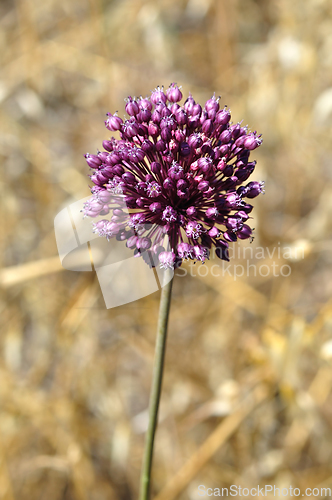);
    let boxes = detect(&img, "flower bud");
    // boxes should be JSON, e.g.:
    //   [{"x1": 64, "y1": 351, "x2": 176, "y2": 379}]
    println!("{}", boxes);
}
[
  {"x1": 211, "y1": 147, "x2": 221, "y2": 160},
  {"x1": 85, "y1": 154, "x2": 102, "y2": 169},
  {"x1": 234, "y1": 167, "x2": 254, "y2": 182},
  {"x1": 163, "y1": 151, "x2": 174, "y2": 165},
  {"x1": 225, "y1": 192, "x2": 241, "y2": 208},
  {"x1": 200, "y1": 110, "x2": 208, "y2": 125},
  {"x1": 138, "y1": 106, "x2": 151, "y2": 123},
  {"x1": 202, "y1": 118, "x2": 213, "y2": 134},
  {"x1": 137, "y1": 237, "x2": 152, "y2": 250},
  {"x1": 141, "y1": 139, "x2": 155, "y2": 153},
  {"x1": 161, "y1": 127, "x2": 172, "y2": 142},
  {"x1": 198, "y1": 157, "x2": 213, "y2": 173},
  {"x1": 219, "y1": 129, "x2": 232, "y2": 144},
  {"x1": 219, "y1": 144, "x2": 230, "y2": 155},
  {"x1": 215, "y1": 108, "x2": 231, "y2": 126},
  {"x1": 149, "y1": 202, "x2": 162, "y2": 212},
  {"x1": 122, "y1": 119, "x2": 139, "y2": 138},
  {"x1": 223, "y1": 231, "x2": 237, "y2": 242},
  {"x1": 166, "y1": 83, "x2": 183, "y2": 103},
  {"x1": 188, "y1": 115, "x2": 200, "y2": 128},
  {"x1": 161, "y1": 106, "x2": 171, "y2": 118},
  {"x1": 122, "y1": 172, "x2": 136, "y2": 184},
  {"x1": 180, "y1": 142, "x2": 191, "y2": 156},
  {"x1": 215, "y1": 240, "x2": 229, "y2": 261},
  {"x1": 101, "y1": 165, "x2": 114, "y2": 177},
  {"x1": 175, "y1": 108, "x2": 187, "y2": 125},
  {"x1": 124, "y1": 196, "x2": 137, "y2": 208},
  {"x1": 186, "y1": 206, "x2": 197, "y2": 216},
  {"x1": 98, "y1": 151, "x2": 110, "y2": 162},
  {"x1": 226, "y1": 217, "x2": 243, "y2": 231},
  {"x1": 192, "y1": 103, "x2": 202, "y2": 116},
  {"x1": 243, "y1": 134, "x2": 263, "y2": 150},
  {"x1": 235, "y1": 135, "x2": 246, "y2": 148},
  {"x1": 148, "y1": 122, "x2": 160, "y2": 138},
  {"x1": 168, "y1": 163, "x2": 183, "y2": 180},
  {"x1": 193, "y1": 245, "x2": 209, "y2": 262},
  {"x1": 177, "y1": 179, "x2": 188, "y2": 191},
  {"x1": 139, "y1": 97, "x2": 152, "y2": 111},
  {"x1": 201, "y1": 141, "x2": 213, "y2": 155},
  {"x1": 151, "y1": 109, "x2": 162, "y2": 124},
  {"x1": 135, "y1": 182, "x2": 146, "y2": 194},
  {"x1": 205, "y1": 207, "x2": 218, "y2": 218},
  {"x1": 156, "y1": 139, "x2": 166, "y2": 152},
  {"x1": 151, "y1": 162, "x2": 161, "y2": 174},
  {"x1": 112, "y1": 208, "x2": 123, "y2": 217},
  {"x1": 105, "y1": 113, "x2": 123, "y2": 131},
  {"x1": 188, "y1": 133, "x2": 203, "y2": 149},
  {"x1": 170, "y1": 139, "x2": 179, "y2": 153},
  {"x1": 177, "y1": 189, "x2": 188, "y2": 198},
  {"x1": 93, "y1": 219, "x2": 109, "y2": 230},
  {"x1": 237, "y1": 224, "x2": 252, "y2": 239},
  {"x1": 163, "y1": 178, "x2": 175, "y2": 190},
  {"x1": 127, "y1": 235, "x2": 138, "y2": 249},
  {"x1": 178, "y1": 242, "x2": 194, "y2": 259},
  {"x1": 160, "y1": 116, "x2": 176, "y2": 130},
  {"x1": 184, "y1": 94, "x2": 195, "y2": 114},
  {"x1": 112, "y1": 165, "x2": 124, "y2": 176},
  {"x1": 198, "y1": 180, "x2": 210, "y2": 192},
  {"x1": 222, "y1": 177, "x2": 237, "y2": 190},
  {"x1": 107, "y1": 222, "x2": 120, "y2": 235},
  {"x1": 102, "y1": 140, "x2": 114, "y2": 152},
  {"x1": 91, "y1": 173, "x2": 106, "y2": 185},
  {"x1": 159, "y1": 251, "x2": 176, "y2": 269},
  {"x1": 205, "y1": 93, "x2": 219, "y2": 112},
  {"x1": 125, "y1": 96, "x2": 139, "y2": 116},
  {"x1": 236, "y1": 210, "x2": 249, "y2": 220},
  {"x1": 170, "y1": 103, "x2": 180, "y2": 114},
  {"x1": 223, "y1": 165, "x2": 234, "y2": 177},
  {"x1": 136, "y1": 197, "x2": 145, "y2": 208},
  {"x1": 151, "y1": 86, "x2": 167, "y2": 105},
  {"x1": 244, "y1": 181, "x2": 265, "y2": 198},
  {"x1": 207, "y1": 108, "x2": 217, "y2": 120},
  {"x1": 230, "y1": 123, "x2": 242, "y2": 139},
  {"x1": 208, "y1": 226, "x2": 220, "y2": 237},
  {"x1": 174, "y1": 129, "x2": 185, "y2": 142},
  {"x1": 107, "y1": 152, "x2": 121, "y2": 165},
  {"x1": 98, "y1": 190, "x2": 112, "y2": 203},
  {"x1": 116, "y1": 231, "x2": 127, "y2": 241}
]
